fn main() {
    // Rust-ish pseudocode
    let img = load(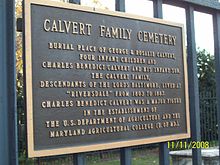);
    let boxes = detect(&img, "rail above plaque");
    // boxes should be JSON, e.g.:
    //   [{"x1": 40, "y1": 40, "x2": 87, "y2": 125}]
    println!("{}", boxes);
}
[{"x1": 24, "y1": 0, "x2": 190, "y2": 157}]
